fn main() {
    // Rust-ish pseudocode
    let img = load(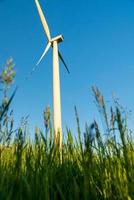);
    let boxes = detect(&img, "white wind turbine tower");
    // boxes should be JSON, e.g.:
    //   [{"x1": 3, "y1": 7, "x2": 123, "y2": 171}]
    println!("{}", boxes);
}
[{"x1": 34, "y1": 0, "x2": 69, "y2": 147}]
